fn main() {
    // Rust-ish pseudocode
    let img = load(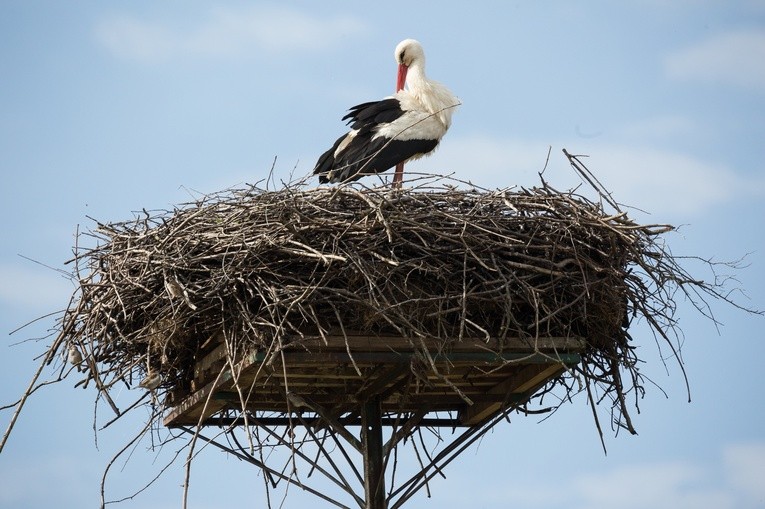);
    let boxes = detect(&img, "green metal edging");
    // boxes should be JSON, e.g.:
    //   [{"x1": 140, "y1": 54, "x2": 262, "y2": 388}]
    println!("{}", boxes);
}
[{"x1": 246, "y1": 350, "x2": 581, "y2": 365}]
